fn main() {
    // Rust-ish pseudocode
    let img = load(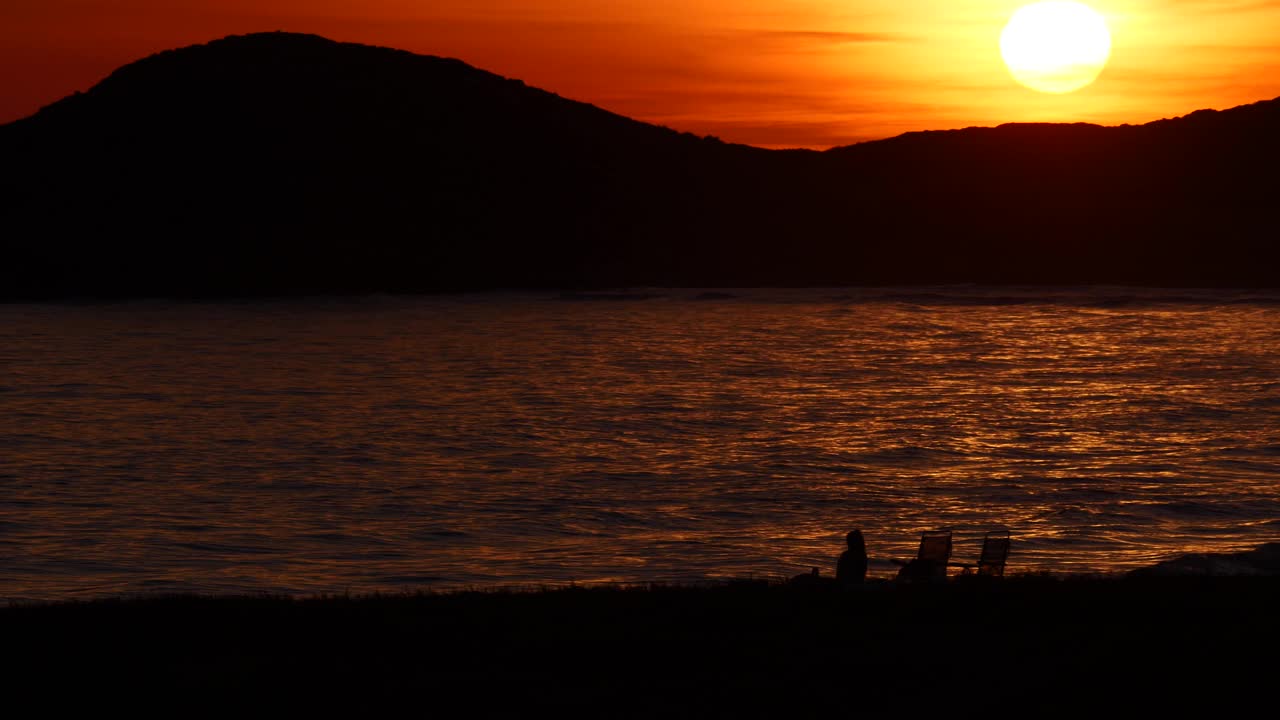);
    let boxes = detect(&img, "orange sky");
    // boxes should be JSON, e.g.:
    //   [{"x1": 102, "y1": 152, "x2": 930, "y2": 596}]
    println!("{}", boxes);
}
[{"x1": 3, "y1": 1, "x2": 1279, "y2": 148}]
